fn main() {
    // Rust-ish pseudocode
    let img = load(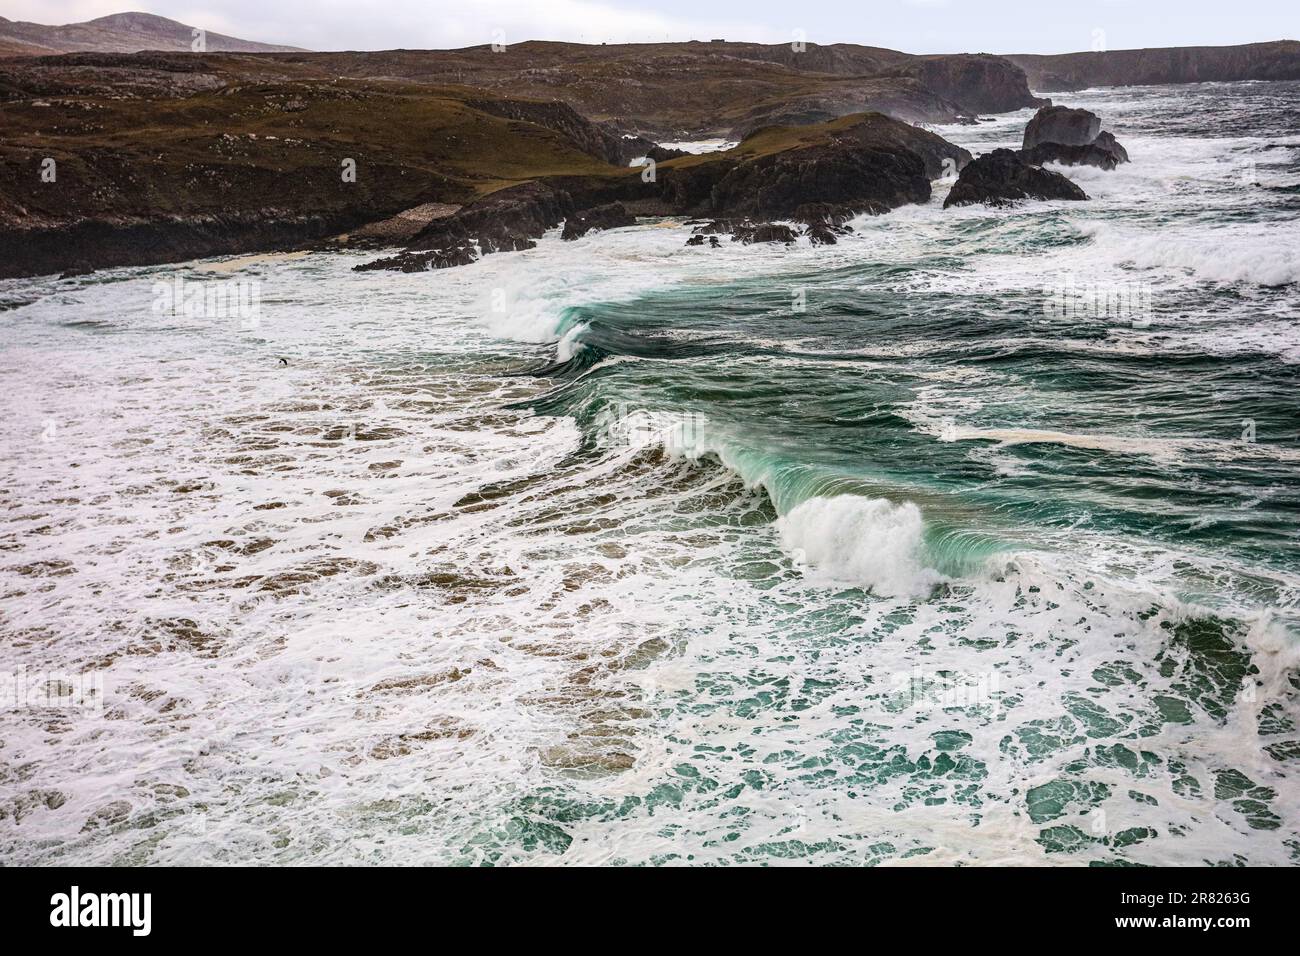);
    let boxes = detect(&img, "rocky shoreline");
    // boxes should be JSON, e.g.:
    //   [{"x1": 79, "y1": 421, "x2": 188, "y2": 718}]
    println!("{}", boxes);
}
[
  {"x1": 353, "y1": 105, "x2": 1141, "y2": 273},
  {"x1": 351, "y1": 112, "x2": 973, "y2": 273},
  {"x1": 0, "y1": 41, "x2": 1168, "y2": 280}
]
